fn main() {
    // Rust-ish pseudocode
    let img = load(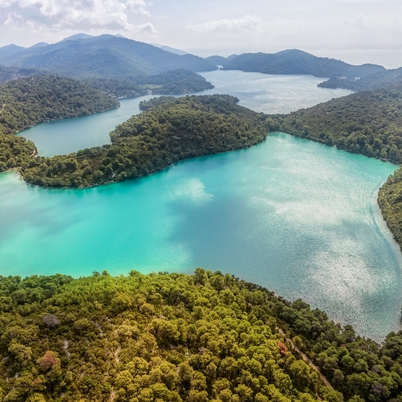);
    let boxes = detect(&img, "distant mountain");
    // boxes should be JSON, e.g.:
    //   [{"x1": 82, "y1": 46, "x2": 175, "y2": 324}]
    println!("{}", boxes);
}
[
  {"x1": 0, "y1": 35, "x2": 217, "y2": 79},
  {"x1": 0, "y1": 44, "x2": 25, "y2": 57},
  {"x1": 30, "y1": 42, "x2": 49, "y2": 48},
  {"x1": 204, "y1": 55, "x2": 228, "y2": 66},
  {"x1": 223, "y1": 49, "x2": 385, "y2": 79},
  {"x1": 151, "y1": 43, "x2": 187, "y2": 56},
  {"x1": 61, "y1": 33, "x2": 93, "y2": 42}
]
